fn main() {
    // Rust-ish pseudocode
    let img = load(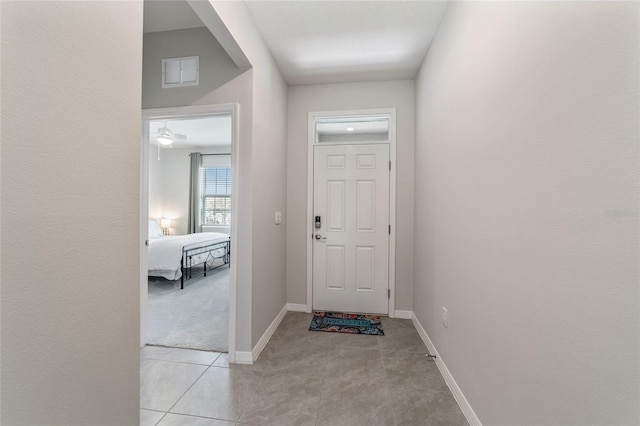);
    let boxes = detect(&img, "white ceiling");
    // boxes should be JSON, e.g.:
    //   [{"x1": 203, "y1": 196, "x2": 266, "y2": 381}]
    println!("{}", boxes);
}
[
  {"x1": 149, "y1": 115, "x2": 232, "y2": 148},
  {"x1": 244, "y1": 1, "x2": 449, "y2": 85},
  {"x1": 143, "y1": 0, "x2": 205, "y2": 34},
  {"x1": 143, "y1": 0, "x2": 448, "y2": 84}
]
